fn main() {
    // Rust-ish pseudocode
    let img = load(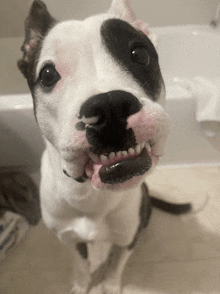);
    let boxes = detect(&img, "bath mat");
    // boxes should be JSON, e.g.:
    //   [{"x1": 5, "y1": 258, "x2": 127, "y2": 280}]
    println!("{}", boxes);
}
[{"x1": 0, "y1": 211, "x2": 28, "y2": 261}]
